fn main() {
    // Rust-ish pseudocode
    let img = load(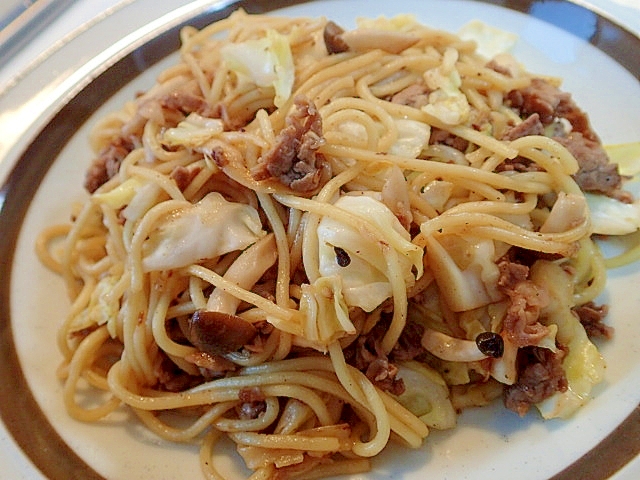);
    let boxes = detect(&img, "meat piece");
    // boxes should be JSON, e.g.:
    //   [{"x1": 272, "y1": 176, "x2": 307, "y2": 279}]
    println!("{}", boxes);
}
[
  {"x1": 497, "y1": 258, "x2": 529, "y2": 290},
  {"x1": 366, "y1": 358, "x2": 405, "y2": 396},
  {"x1": 323, "y1": 21, "x2": 349, "y2": 54},
  {"x1": 497, "y1": 258, "x2": 551, "y2": 348},
  {"x1": 507, "y1": 78, "x2": 570, "y2": 125},
  {"x1": 391, "y1": 320, "x2": 425, "y2": 362},
  {"x1": 84, "y1": 136, "x2": 135, "y2": 193},
  {"x1": 159, "y1": 90, "x2": 215, "y2": 117},
  {"x1": 390, "y1": 83, "x2": 430, "y2": 109},
  {"x1": 154, "y1": 353, "x2": 202, "y2": 392},
  {"x1": 554, "y1": 132, "x2": 630, "y2": 201},
  {"x1": 507, "y1": 78, "x2": 598, "y2": 141},
  {"x1": 236, "y1": 386, "x2": 267, "y2": 420},
  {"x1": 495, "y1": 157, "x2": 544, "y2": 173},
  {"x1": 239, "y1": 386, "x2": 266, "y2": 403},
  {"x1": 344, "y1": 319, "x2": 405, "y2": 395},
  {"x1": 170, "y1": 165, "x2": 201, "y2": 191},
  {"x1": 504, "y1": 346, "x2": 568, "y2": 416},
  {"x1": 182, "y1": 310, "x2": 257, "y2": 356},
  {"x1": 502, "y1": 280, "x2": 551, "y2": 347},
  {"x1": 252, "y1": 95, "x2": 330, "y2": 193},
  {"x1": 502, "y1": 113, "x2": 544, "y2": 141},
  {"x1": 573, "y1": 301, "x2": 613, "y2": 339},
  {"x1": 429, "y1": 127, "x2": 469, "y2": 152}
]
